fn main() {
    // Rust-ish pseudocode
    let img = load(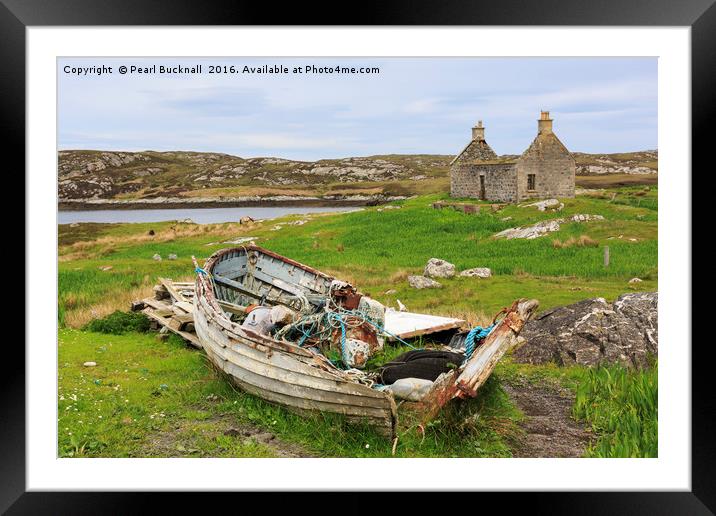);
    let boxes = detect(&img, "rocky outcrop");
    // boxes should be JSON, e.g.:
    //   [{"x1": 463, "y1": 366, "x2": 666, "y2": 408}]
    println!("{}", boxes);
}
[
  {"x1": 57, "y1": 150, "x2": 448, "y2": 201},
  {"x1": 513, "y1": 292, "x2": 658, "y2": 368},
  {"x1": 424, "y1": 258, "x2": 456, "y2": 279},
  {"x1": 494, "y1": 214, "x2": 605, "y2": 240},
  {"x1": 494, "y1": 219, "x2": 563, "y2": 240},
  {"x1": 573, "y1": 150, "x2": 658, "y2": 175}
]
